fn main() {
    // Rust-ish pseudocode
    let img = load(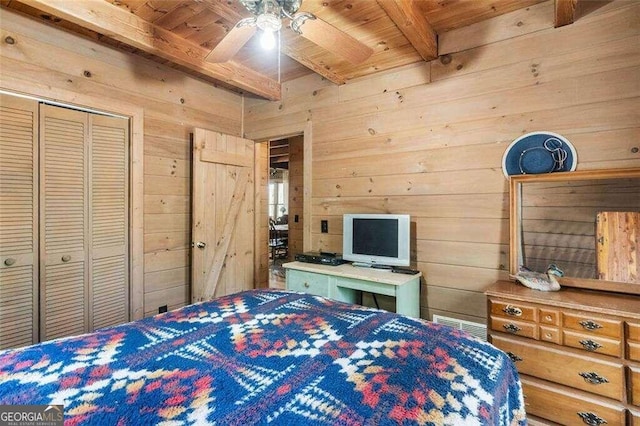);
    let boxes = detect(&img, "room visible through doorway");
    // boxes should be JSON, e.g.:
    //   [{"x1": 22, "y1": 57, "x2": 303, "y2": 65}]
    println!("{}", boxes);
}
[{"x1": 267, "y1": 135, "x2": 304, "y2": 288}]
